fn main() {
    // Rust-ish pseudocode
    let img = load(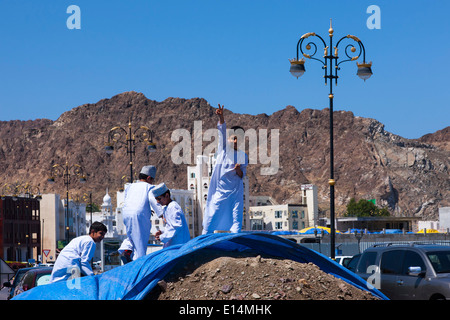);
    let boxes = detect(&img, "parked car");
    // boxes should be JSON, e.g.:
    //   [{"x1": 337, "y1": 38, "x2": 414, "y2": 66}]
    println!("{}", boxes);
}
[
  {"x1": 354, "y1": 244, "x2": 450, "y2": 300},
  {"x1": 335, "y1": 255, "x2": 353, "y2": 268},
  {"x1": 3, "y1": 267, "x2": 36, "y2": 300},
  {"x1": 39, "y1": 262, "x2": 55, "y2": 267},
  {"x1": 345, "y1": 253, "x2": 361, "y2": 273},
  {"x1": 11, "y1": 267, "x2": 53, "y2": 298}
]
